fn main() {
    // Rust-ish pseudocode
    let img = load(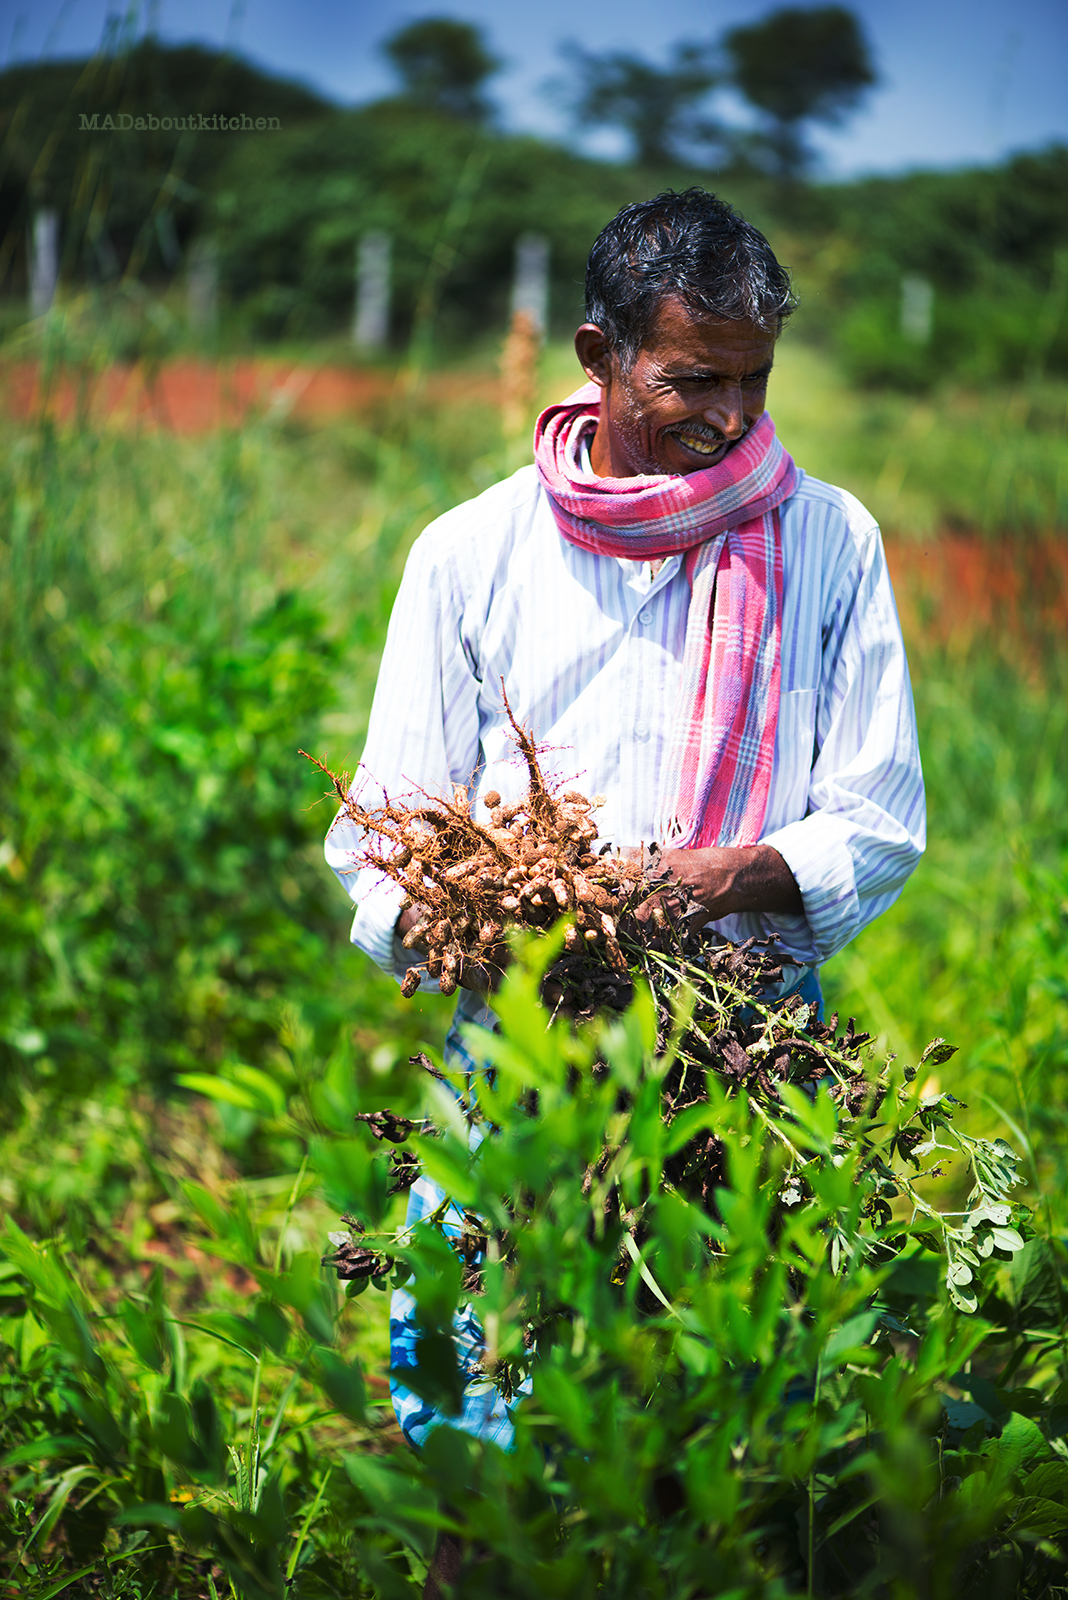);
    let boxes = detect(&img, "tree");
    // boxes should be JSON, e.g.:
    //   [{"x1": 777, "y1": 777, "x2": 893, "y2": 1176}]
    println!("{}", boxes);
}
[
  {"x1": 567, "y1": 43, "x2": 721, "y2": 168},
  {"x1": 723, "y1": 5, "x2": 876, "y2": 179},
  {"x1": 383, "y1": 17, "x2": 500, "y2": 122}
]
